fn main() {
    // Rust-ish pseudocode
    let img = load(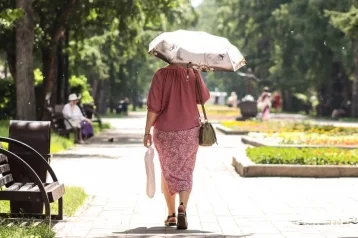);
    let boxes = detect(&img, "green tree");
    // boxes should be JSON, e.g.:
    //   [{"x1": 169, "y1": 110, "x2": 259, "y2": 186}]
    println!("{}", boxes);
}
[{"x1": 326, "y1": 5, "x2": 358, "y2": 116}]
